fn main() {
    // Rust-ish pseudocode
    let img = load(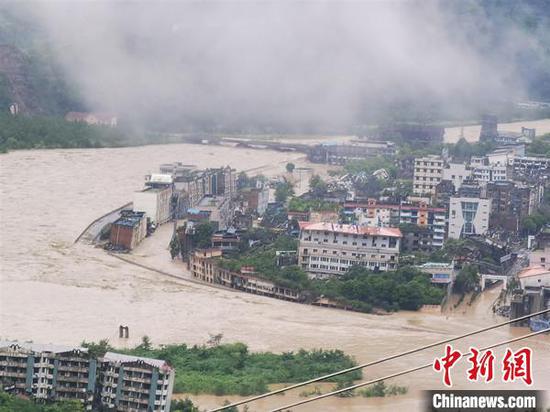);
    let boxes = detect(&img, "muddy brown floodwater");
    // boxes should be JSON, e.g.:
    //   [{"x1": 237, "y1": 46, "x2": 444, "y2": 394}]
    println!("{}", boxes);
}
[{"x1": 1, "y1": 143, "x2": 549, "y2": 411}]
